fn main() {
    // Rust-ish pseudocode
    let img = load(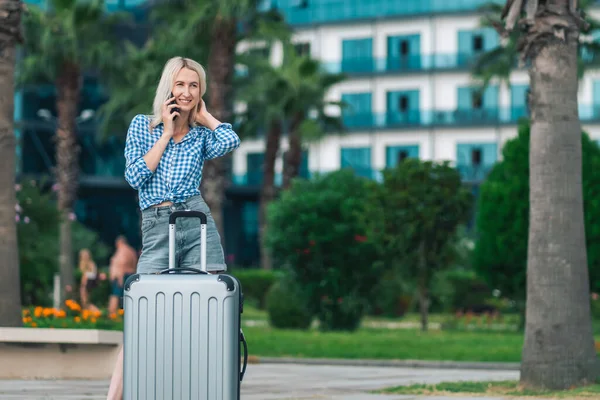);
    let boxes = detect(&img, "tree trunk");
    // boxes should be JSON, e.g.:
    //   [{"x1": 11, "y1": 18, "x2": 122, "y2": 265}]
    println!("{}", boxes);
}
[
  {"x1": 521, "y1": 6, "x2": 600, "y2": 389},
  {"x1": 259, "y1": 120, "x2": 282, "y2": 270},
  {"x1": 417, "y1": 241, "x2": 428, "y2": 332},
  {"x1": 0, "y1": 0, "x2": 23, "y2": 327},
  {"x1": 282, "y1": 111, "x2": 304, "y2": 190},
  {"x1": 204, "y1": 16, "x2": 236, "y2": 241},
  {"x1": 55, "y1": 62, "x2": 81, "y2": 302}
]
